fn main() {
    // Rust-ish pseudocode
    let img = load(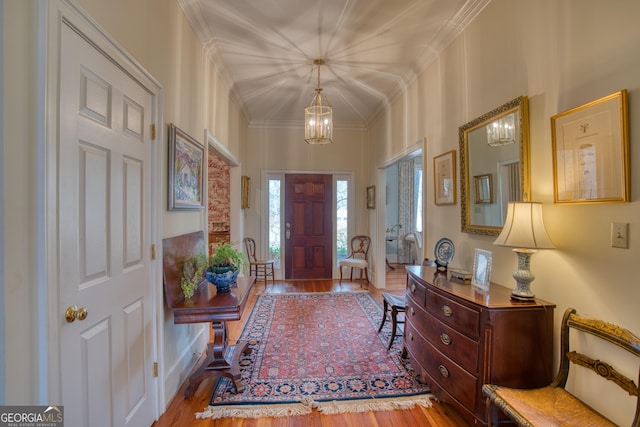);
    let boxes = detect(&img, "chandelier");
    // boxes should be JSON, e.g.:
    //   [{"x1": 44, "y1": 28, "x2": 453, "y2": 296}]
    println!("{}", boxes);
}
[
  {"x1": 304, "y1": 59, "x2": 333, "y2": 144},
  {"x1": 486, "y1": 113, "x2": 515, "y2": 146}
]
